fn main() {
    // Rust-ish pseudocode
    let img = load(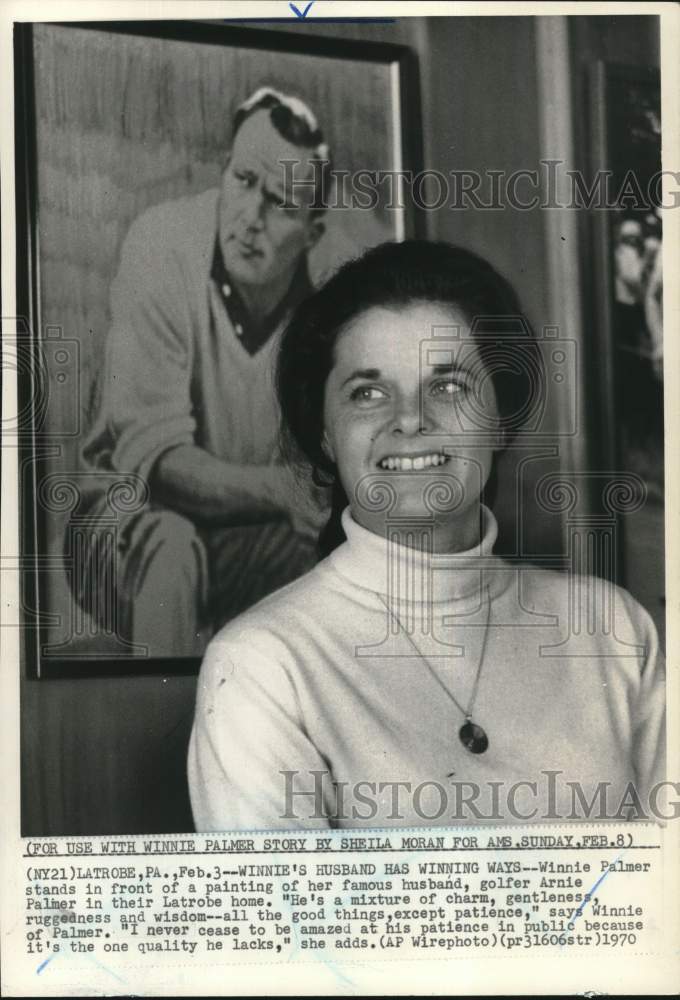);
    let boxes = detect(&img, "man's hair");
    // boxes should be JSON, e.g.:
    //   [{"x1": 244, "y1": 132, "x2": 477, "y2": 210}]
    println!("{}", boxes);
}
[{"x1": 232, "y1": 87, "x2": 331, "y2": 210}]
